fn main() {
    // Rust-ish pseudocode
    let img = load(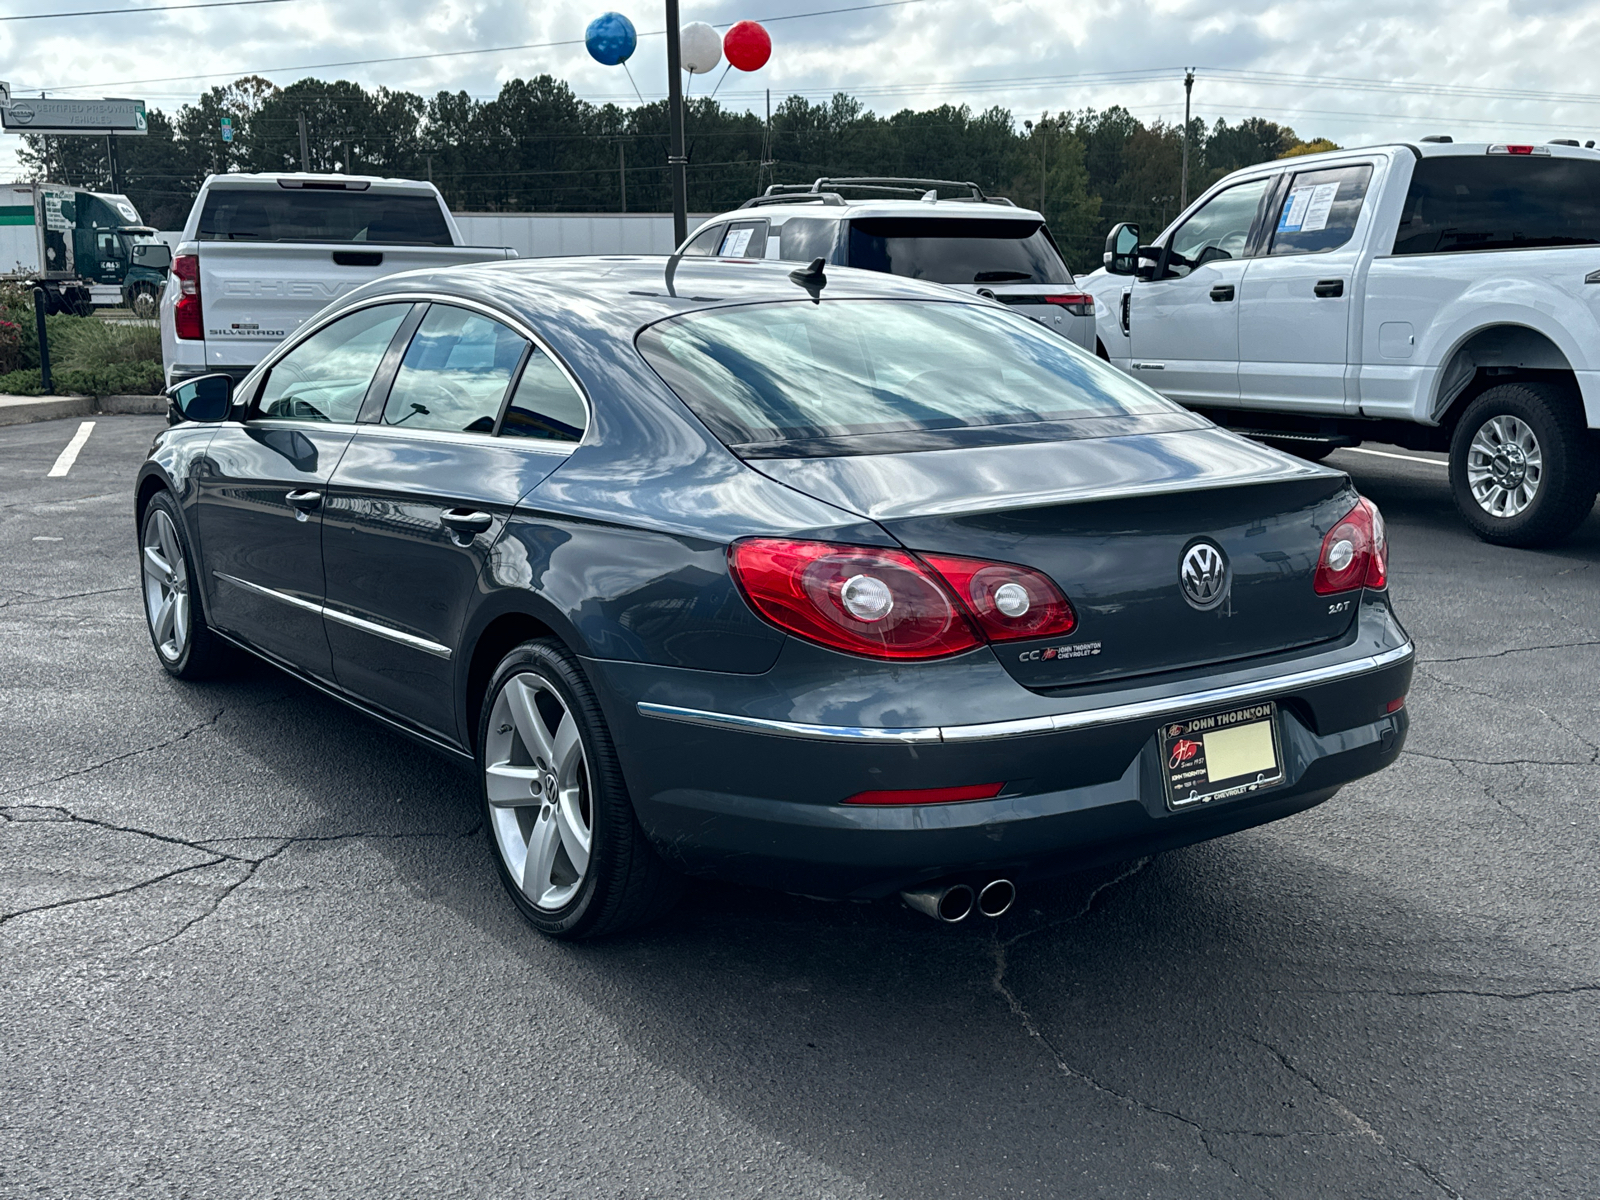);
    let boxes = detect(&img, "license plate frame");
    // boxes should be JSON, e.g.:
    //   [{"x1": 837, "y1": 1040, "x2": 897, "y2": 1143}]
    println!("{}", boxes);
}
[{"x1": 1160, "y1": 702, "x2": 1286, "y2": 812}]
